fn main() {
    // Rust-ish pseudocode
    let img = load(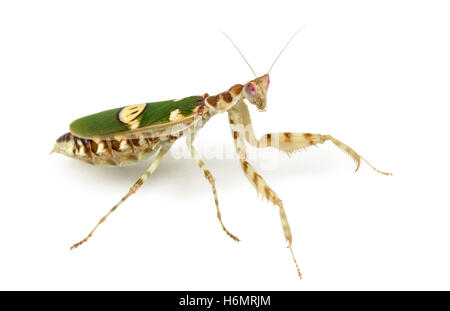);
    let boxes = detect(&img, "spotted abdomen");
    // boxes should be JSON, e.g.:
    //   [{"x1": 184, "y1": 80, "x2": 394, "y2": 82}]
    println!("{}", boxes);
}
[{"x1": 52, "y1": 132, "x2": 162, "y2": 166}]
